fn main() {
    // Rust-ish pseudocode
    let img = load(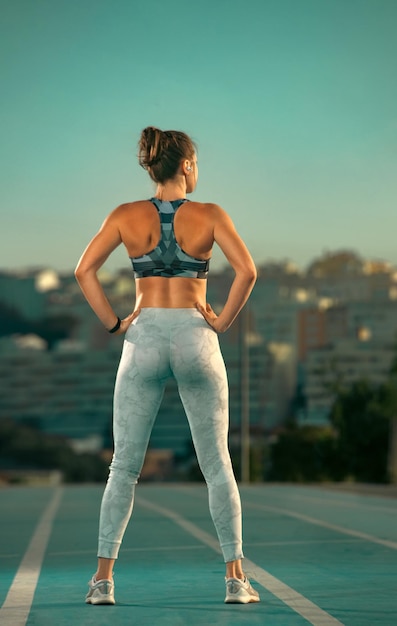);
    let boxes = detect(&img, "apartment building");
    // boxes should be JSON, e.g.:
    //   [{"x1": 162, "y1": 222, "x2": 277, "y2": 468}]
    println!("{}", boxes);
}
[
  {"x1": 297, "y1": 305, "x2": 348, "y2": 361},
  {"x1": 0, "y1": 272, "x2": 46, "y2": 320},
  {"x1": 302, "y1": 339, "x2": 395, "y2": 424}
]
